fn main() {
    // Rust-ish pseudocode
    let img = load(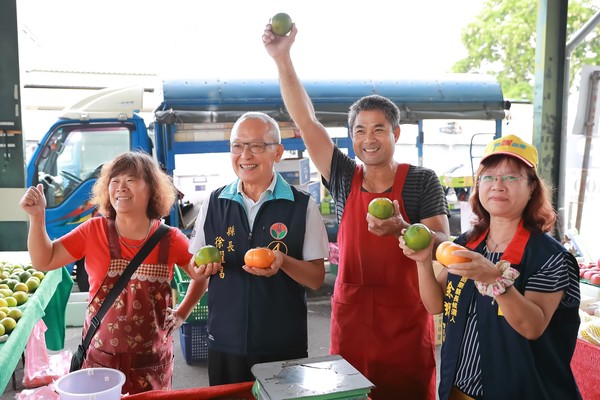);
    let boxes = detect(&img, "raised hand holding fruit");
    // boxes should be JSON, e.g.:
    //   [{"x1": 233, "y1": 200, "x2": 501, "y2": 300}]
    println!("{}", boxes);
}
[{"x1": 271, "y1": 12, "x2": 293, "y2": 36}]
